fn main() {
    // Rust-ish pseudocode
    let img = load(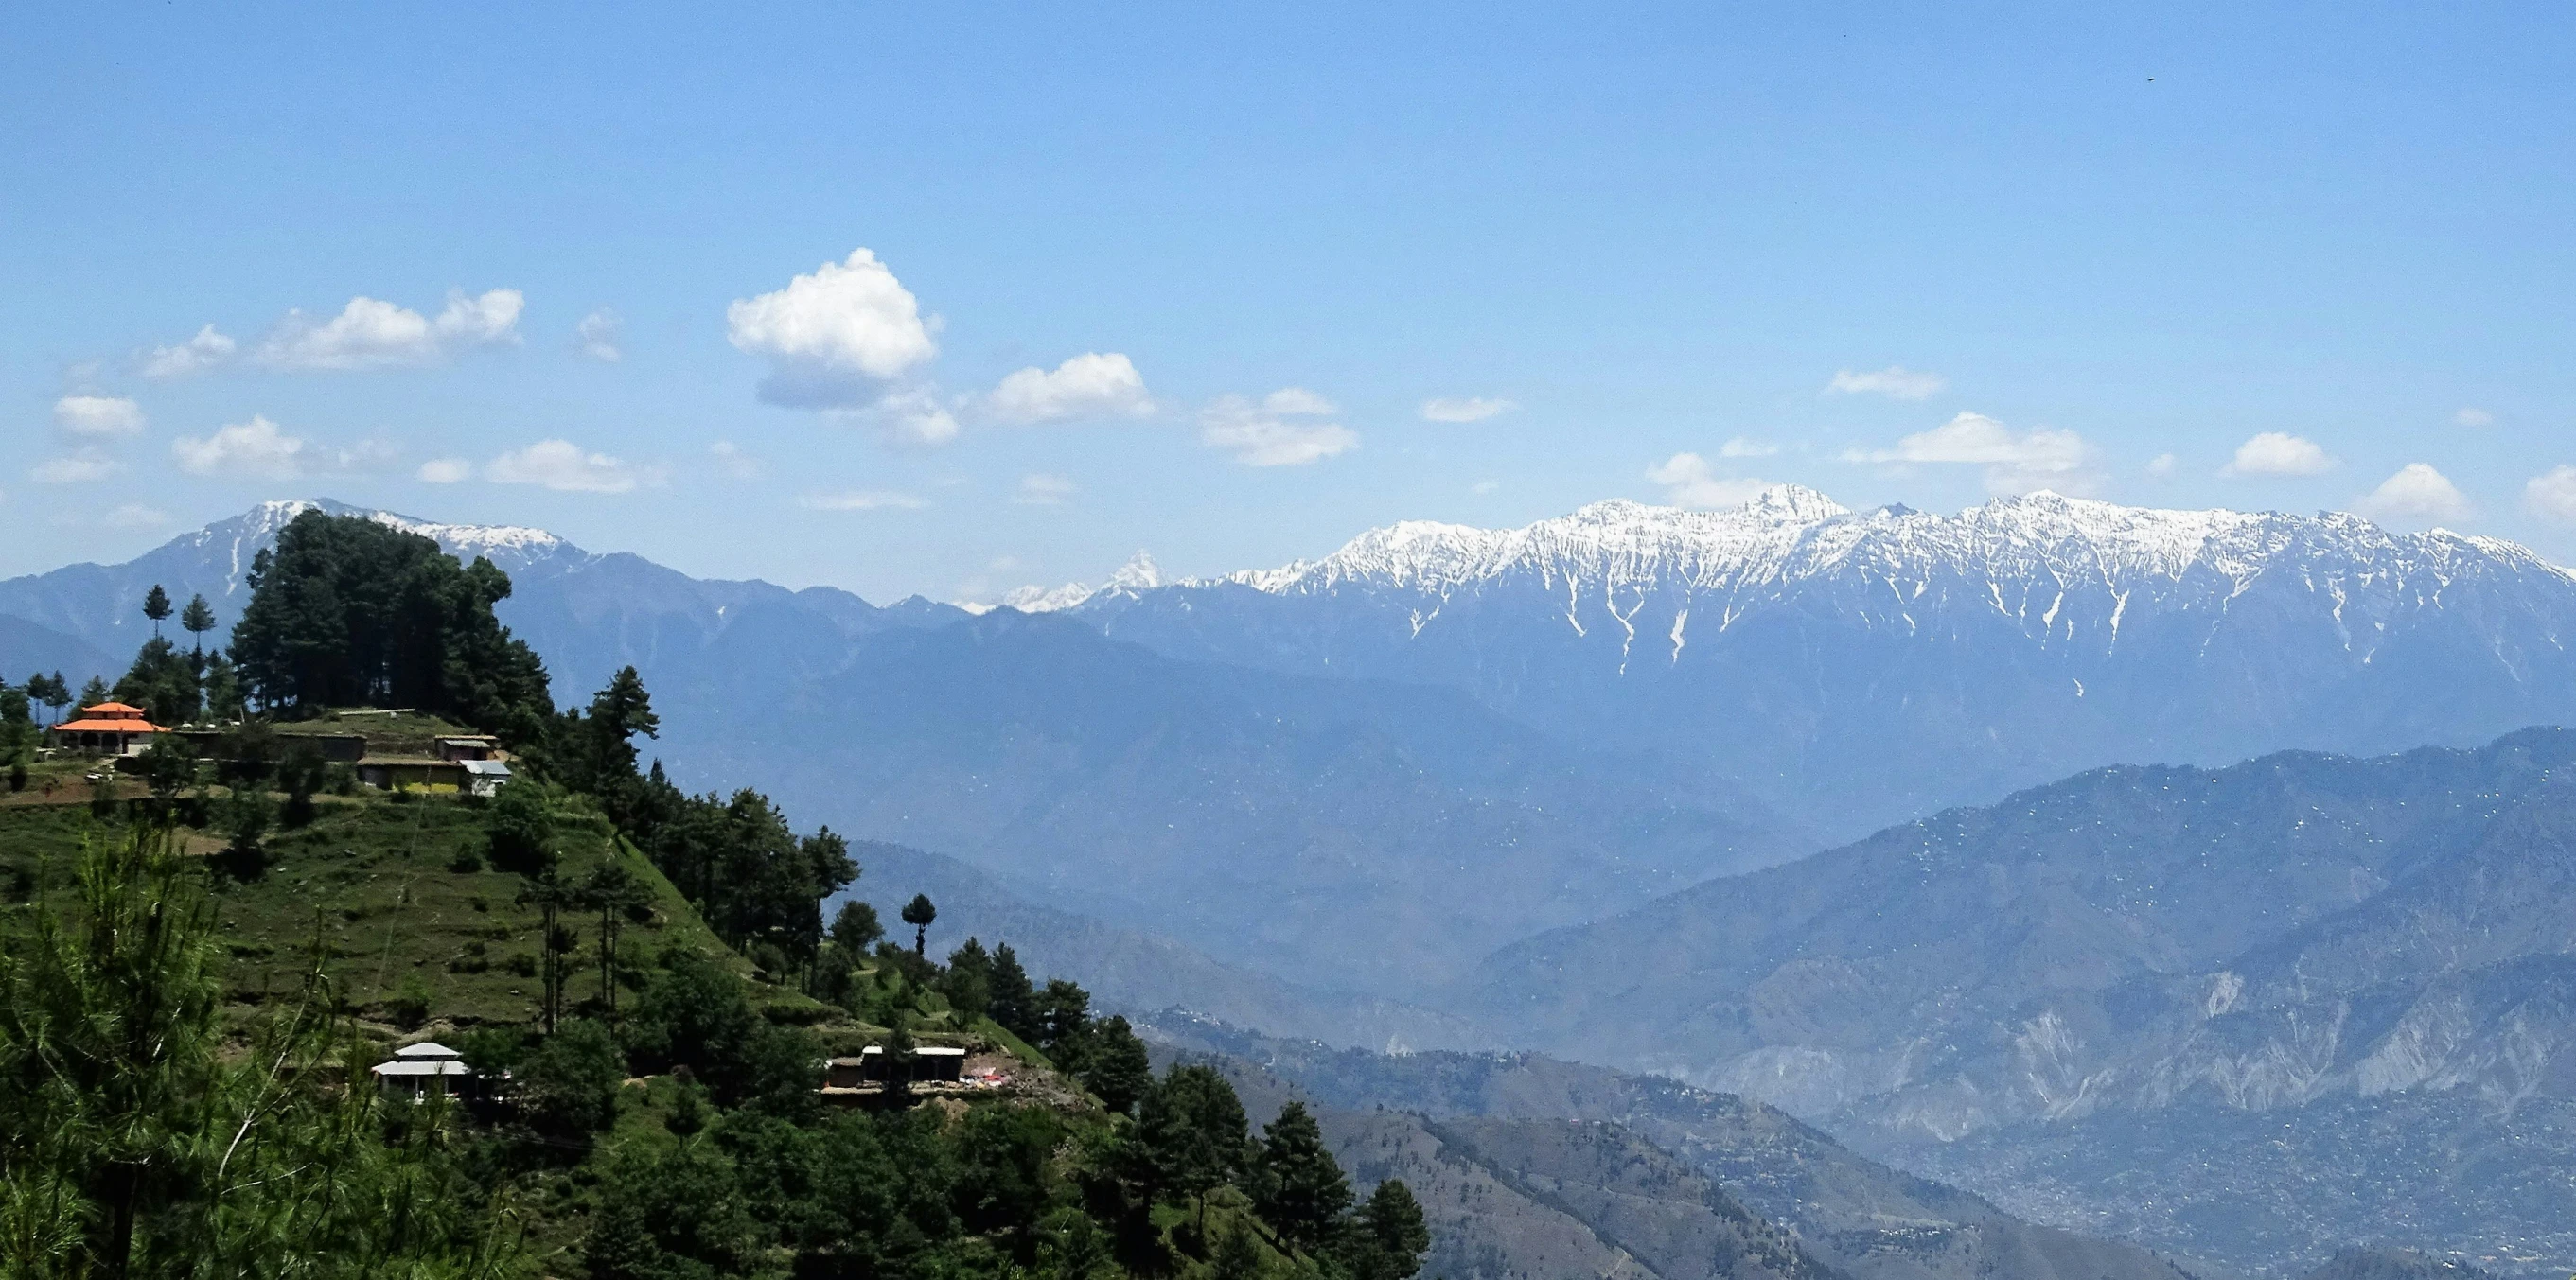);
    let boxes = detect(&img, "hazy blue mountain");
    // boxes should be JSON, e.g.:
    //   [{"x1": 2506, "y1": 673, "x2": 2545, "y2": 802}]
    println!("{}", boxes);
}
[
  {"x1": 1, "y1": 502, "x2": 1797, "y2": 1000},
  {"x1": 1064, "y1": 488, "x2": 2576, "y2": 837},
  {"x1": 1454, "y1": 728, "x2": 2576, "y2": 1273},
  {"x1": 668, "y1": 608, "x2": 1800, "y2": 994},
  {"x1": 1157, "y1": 1022, "x2": 2207, "y2": 1280},
  {"x1": 830, "y1": 838, "x2": 1497, "y2": 1052},
  {"x1": 0, "y1": 614, "x2": 110, "y2": 693},
  {"x1": 0, "y1": 498, "x2": 968, "y2": 696}
]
